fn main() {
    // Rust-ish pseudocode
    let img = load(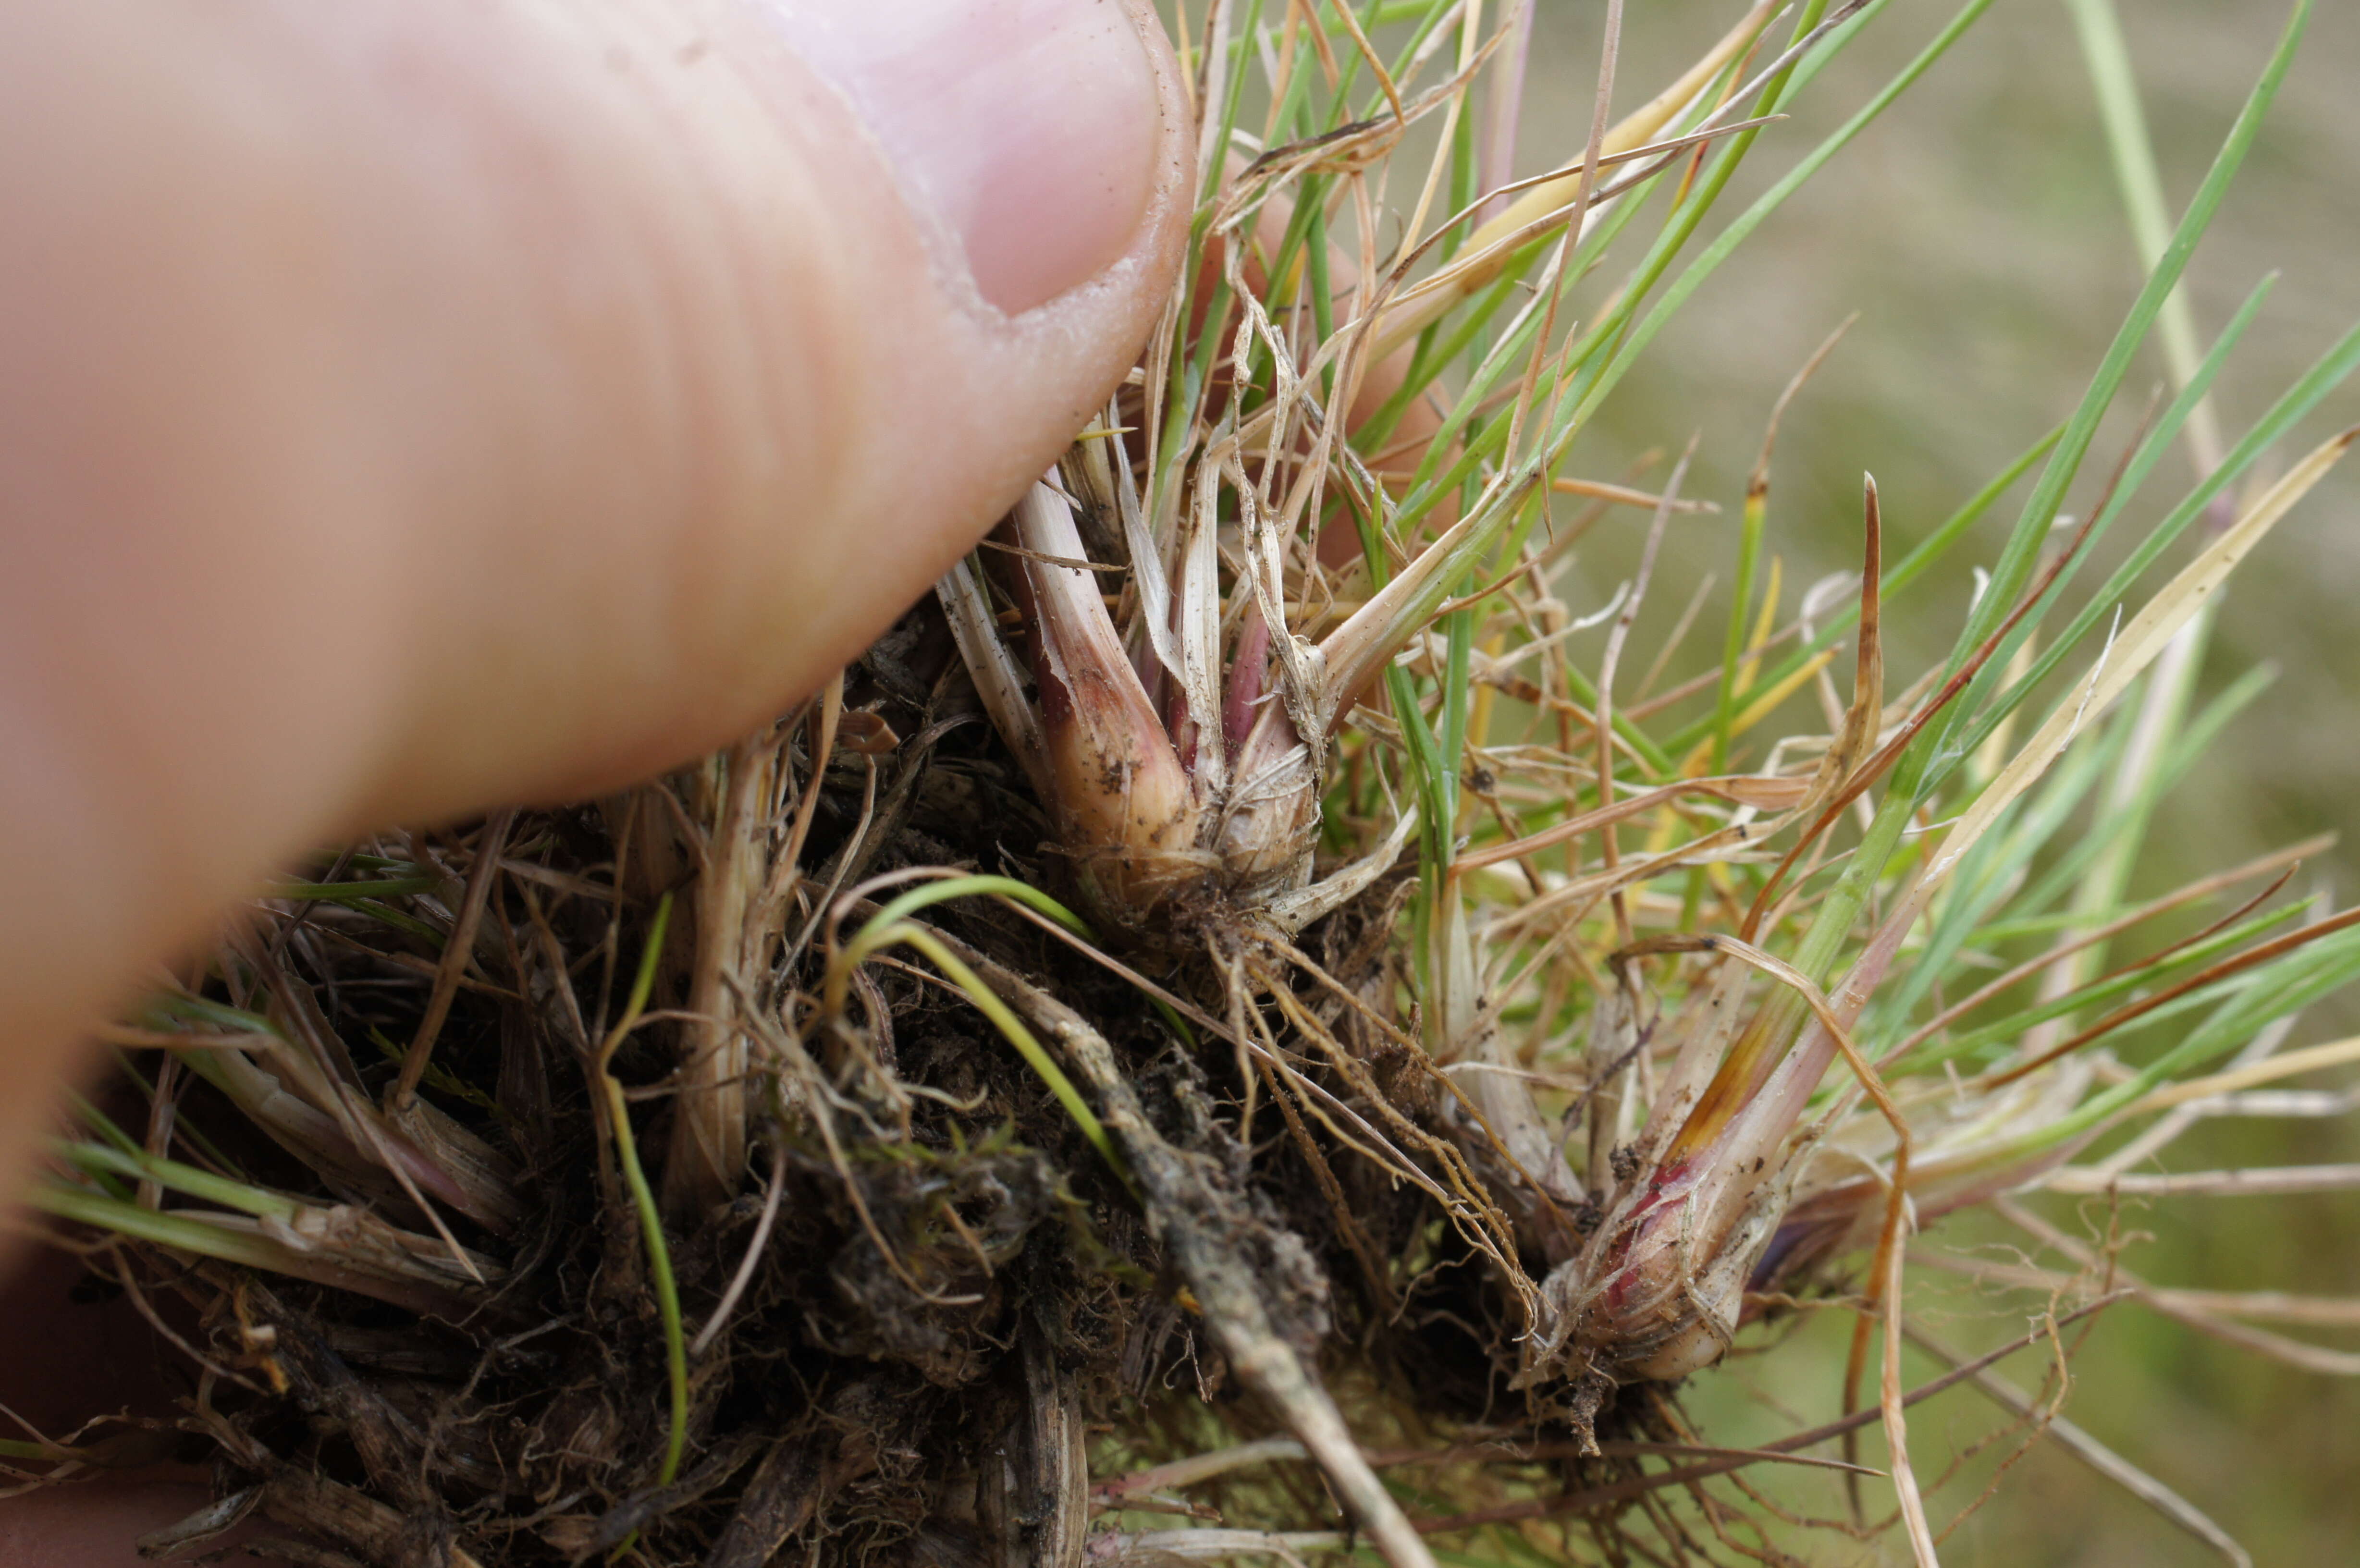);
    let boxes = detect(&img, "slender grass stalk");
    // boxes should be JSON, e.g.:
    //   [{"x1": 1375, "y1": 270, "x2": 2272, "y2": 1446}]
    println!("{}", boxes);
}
[
  {"x1": 598, "y1": 893, "x2": 688, "y2": 1505},
  {"x1": 829, "y1": 876, "x2": 1125, "y2": 1182}
]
